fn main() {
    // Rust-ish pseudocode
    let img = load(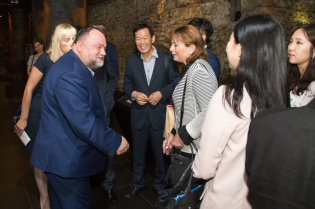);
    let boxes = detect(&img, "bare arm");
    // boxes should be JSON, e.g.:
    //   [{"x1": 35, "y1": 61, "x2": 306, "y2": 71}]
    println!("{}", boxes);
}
[
  {"x1": 27, "y1": 65, "x2": 31, "y2": 76},
  {"x1": 15, "y1": 66, "x2": 43, "y2": 135}
]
